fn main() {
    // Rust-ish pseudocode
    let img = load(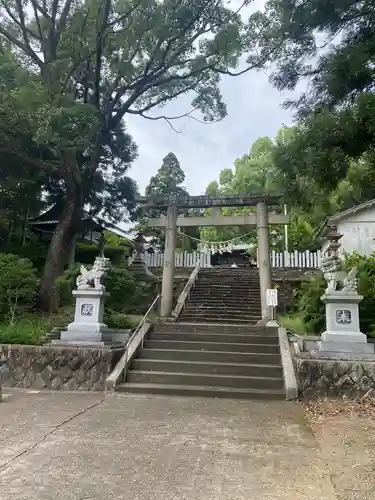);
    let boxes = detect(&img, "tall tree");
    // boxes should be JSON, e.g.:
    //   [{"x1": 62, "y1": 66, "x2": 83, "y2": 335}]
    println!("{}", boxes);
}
[
  {"x1": 0, "y1": 0, "x2": 278, "y2": 310},
  {"x1": 138, "y1": 152, "x2": 198, "y2": 249},
  {"x1": 146, "y1": 153, "x2": 187, "y2": 202},
  {"x1": 253, "y1": 0, "x2": 375, "y2": 203},
  {"x1": 258, "y1": 0, "x2": 375, "y2": 114},
  {"x1": 0, "y1": 48, "x2": 46, "y2": 243},
  {"x1": 202, "y1": 129, "x2": 319, "y2": 249}
]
